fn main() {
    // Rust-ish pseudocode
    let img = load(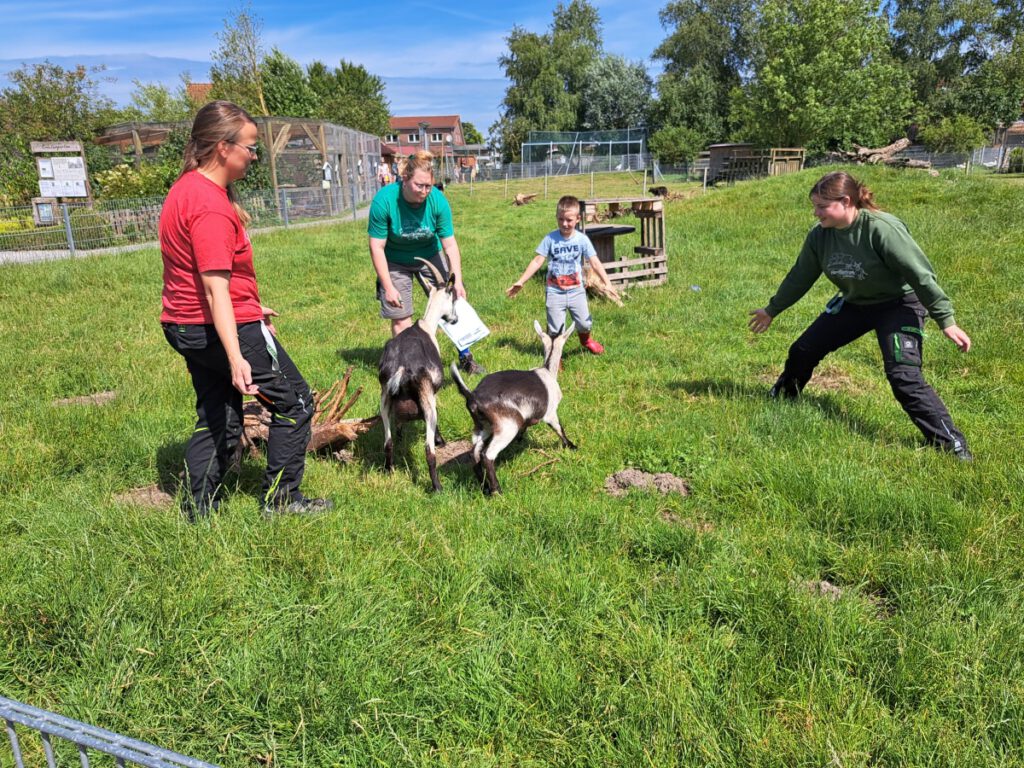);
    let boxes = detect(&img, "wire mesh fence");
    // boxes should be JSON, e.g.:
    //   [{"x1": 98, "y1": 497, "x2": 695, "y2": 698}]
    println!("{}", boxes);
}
[{"x1": 0, "y1": 186, "x2": 367, "y2": 263}]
